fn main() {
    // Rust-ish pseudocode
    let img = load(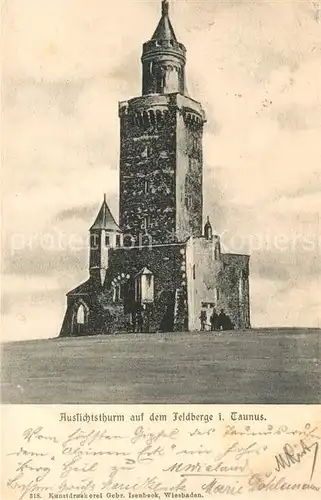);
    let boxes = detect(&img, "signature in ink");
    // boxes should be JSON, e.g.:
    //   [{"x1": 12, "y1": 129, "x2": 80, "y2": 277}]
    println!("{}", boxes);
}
[{"x1": 274, "y1": 439, "x2": 319, "y2": 481}]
